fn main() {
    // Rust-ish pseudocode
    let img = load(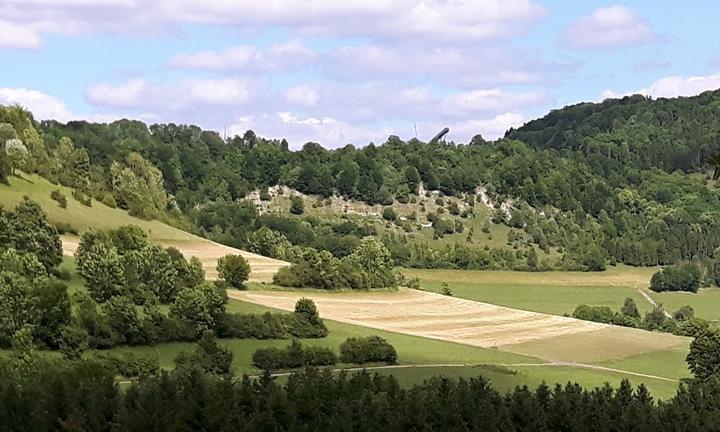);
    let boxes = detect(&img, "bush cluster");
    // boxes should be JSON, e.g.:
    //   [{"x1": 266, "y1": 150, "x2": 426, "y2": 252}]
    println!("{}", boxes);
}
[
  {"x1": 273, "y1": 237, "x2": 397, "y2": 289},
  {"x1": 650, "y1": 263, "x2": 702, "y2": 293},
  {"x1": 339, "y1": 336, "x2": 397, "y2": 364},
  {"x1": 252, "y1": 339, "x2": 337, "y2": 370},
  {"x1": 92, "y1": 351, "x2": 160, "y2": 377},
  {"x1": 217, "y1": 310, "x2": 328, "y2": 340},
  {"x1": 50, "y1": 189, "x2": 67, "y2": 208},
  {"x1": 572, "y1": 298, "x2": 708, "y2": 337}
]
